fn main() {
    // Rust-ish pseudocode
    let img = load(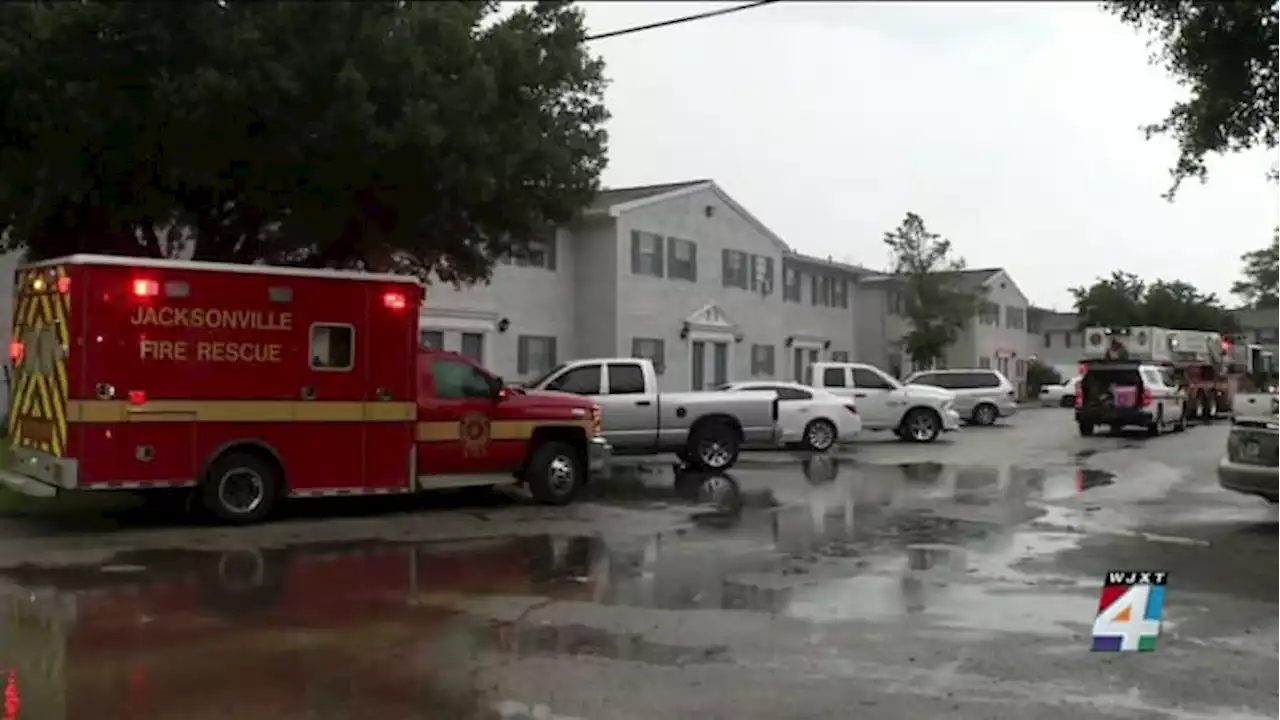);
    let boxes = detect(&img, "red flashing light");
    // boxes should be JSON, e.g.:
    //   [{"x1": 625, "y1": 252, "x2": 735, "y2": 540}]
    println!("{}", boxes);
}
[
  {"x1": 3, "y1": 667, "x2": 19, "y2": 720},
  {"x1": 128, "y1": 390, "x2": 146, "y2": 406},
  {"x1": 56, "y1": 275, "x2": 71, "y2": 294},
  {"x1": 382, "y1": 292, "x2": 407, "y2": 310},
  {"x1": 8, "y1": 341, "x2": 22, "y2": 364},
  {"x1": 132, "y1": 279, "x2": 159, "y2": 298}
]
